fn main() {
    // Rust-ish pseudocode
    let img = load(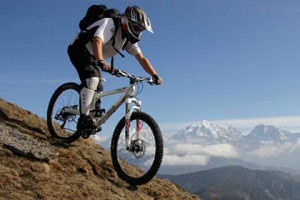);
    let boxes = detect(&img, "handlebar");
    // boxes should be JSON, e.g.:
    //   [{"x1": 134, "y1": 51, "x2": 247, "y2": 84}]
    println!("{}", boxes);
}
[
  {"x1": 111, "y1": 68, "x2": 155, "y2": 85},
  {"x1": 98, "y1": 62, "x2": 156, "y2": 85}
]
